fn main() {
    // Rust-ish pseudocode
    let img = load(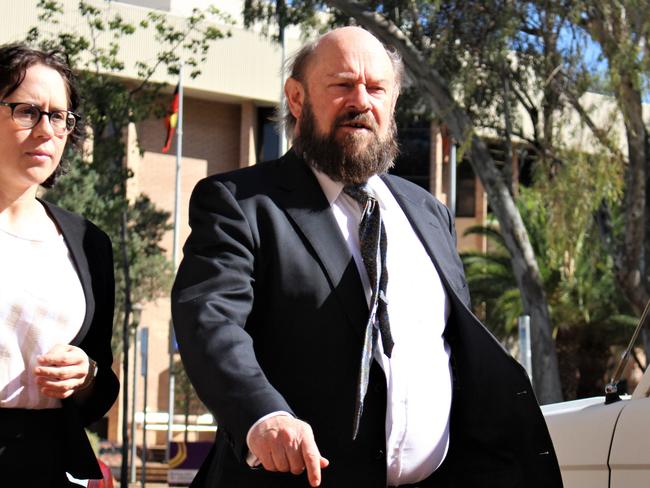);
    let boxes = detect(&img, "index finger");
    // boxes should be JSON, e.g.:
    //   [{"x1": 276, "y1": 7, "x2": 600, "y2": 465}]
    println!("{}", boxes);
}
[{"x1": 301, "y1": 435, "x2": 325, "y2": 487}]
